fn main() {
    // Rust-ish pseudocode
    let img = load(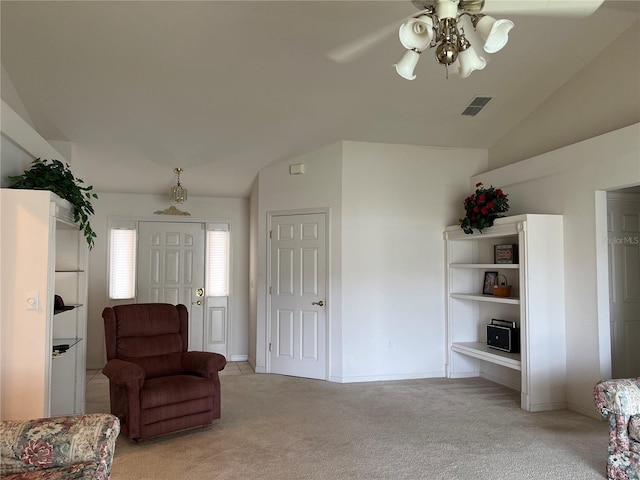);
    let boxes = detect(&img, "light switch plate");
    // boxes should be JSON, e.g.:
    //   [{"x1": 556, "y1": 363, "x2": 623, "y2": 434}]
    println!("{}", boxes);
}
[{"x1": 26, "y1": 291, "x2": 39, "y2": 310}]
